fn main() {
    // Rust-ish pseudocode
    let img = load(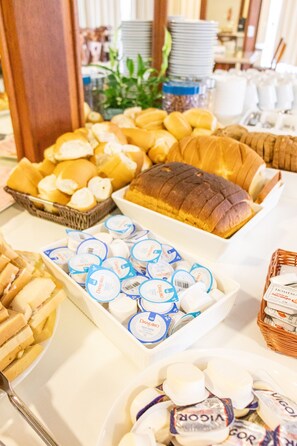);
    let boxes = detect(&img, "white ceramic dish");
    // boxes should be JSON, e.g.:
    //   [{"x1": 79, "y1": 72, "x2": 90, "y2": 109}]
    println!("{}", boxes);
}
[
  {"x1": 112, "y1": 171, "x2": 284, "y2": 260},
  {"x1": 41, "y1": 222, "x2": 239, "y2": 368},
  {"x1": 97, "y1": 348, "x2": 297, "y2": 446}
]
